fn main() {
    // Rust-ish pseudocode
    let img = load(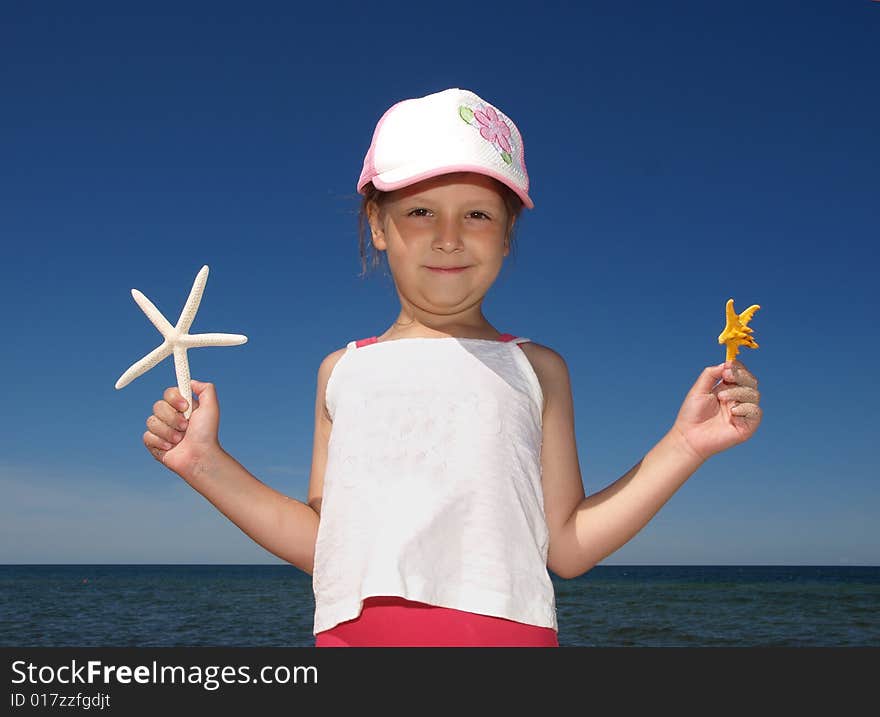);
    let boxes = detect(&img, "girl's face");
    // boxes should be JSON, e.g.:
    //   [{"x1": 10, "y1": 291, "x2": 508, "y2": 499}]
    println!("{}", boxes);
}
[{"x1": 368, "y1": 172, "x2": 514, "y2": 317}]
